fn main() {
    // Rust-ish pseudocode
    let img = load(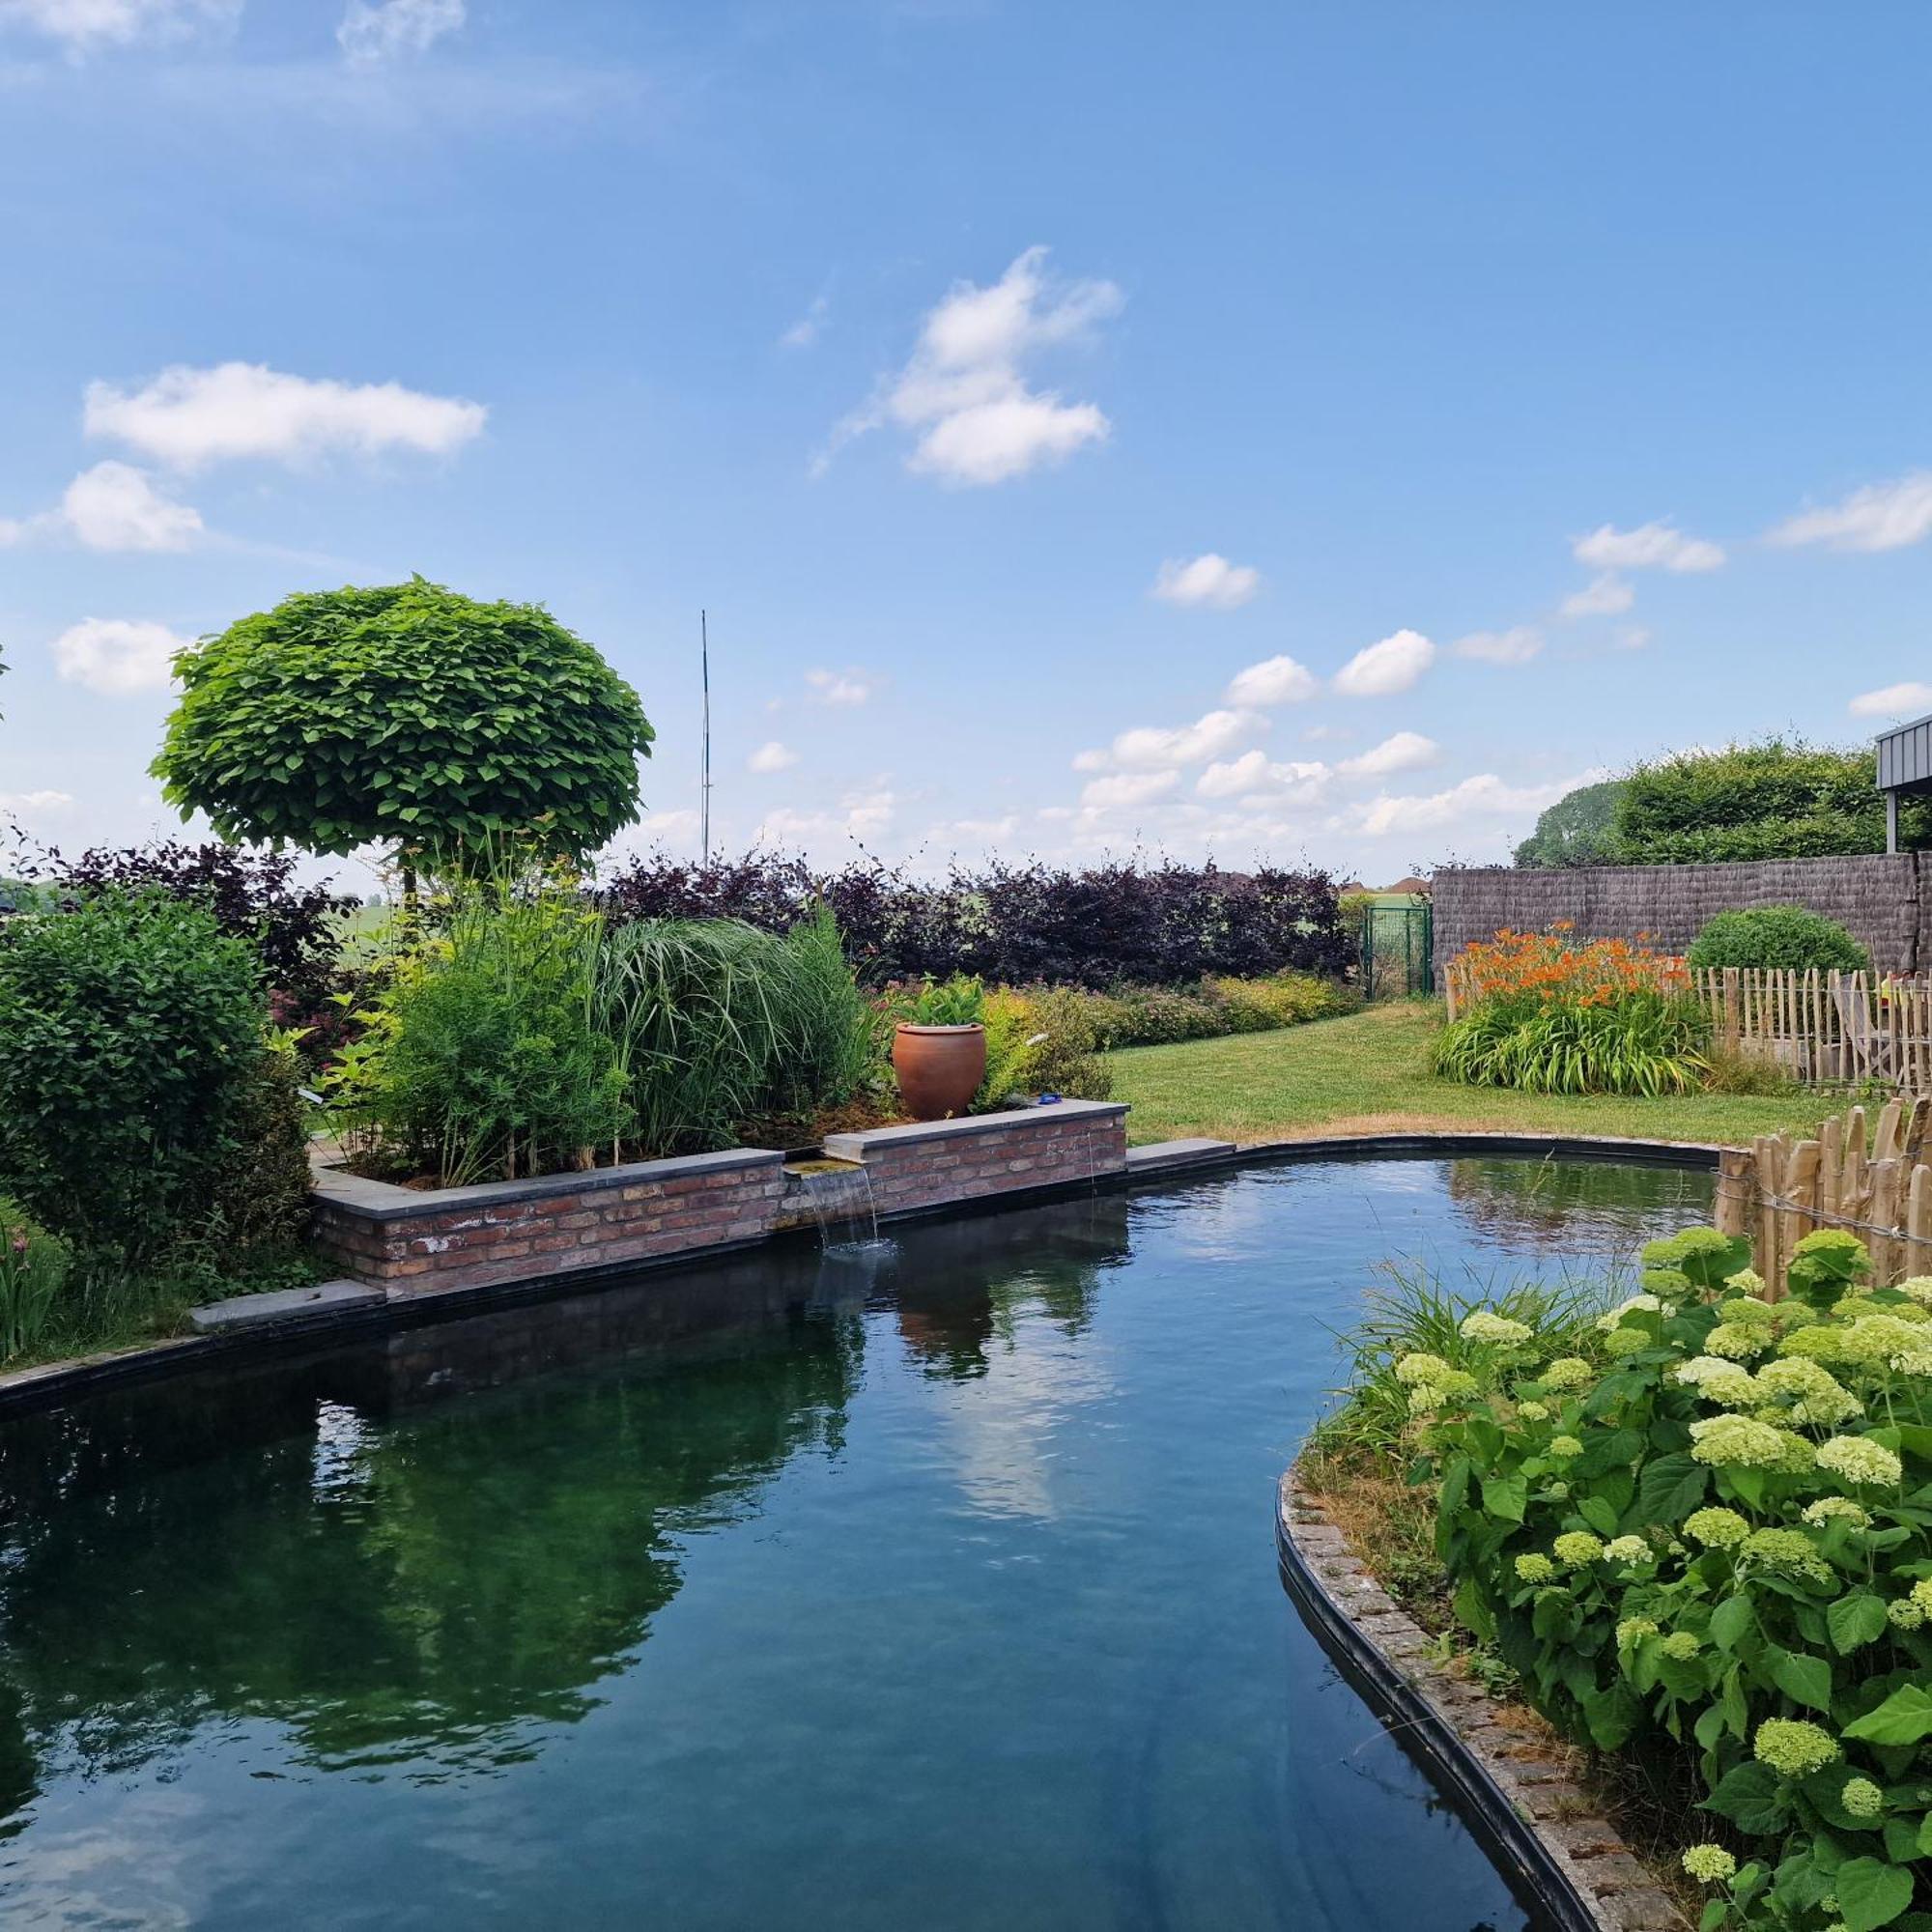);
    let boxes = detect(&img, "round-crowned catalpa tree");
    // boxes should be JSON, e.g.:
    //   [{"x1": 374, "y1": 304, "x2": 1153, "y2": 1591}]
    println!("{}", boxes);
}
[{"x1": 152, "y1": 579, "x2": 656, "y2": 871}]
